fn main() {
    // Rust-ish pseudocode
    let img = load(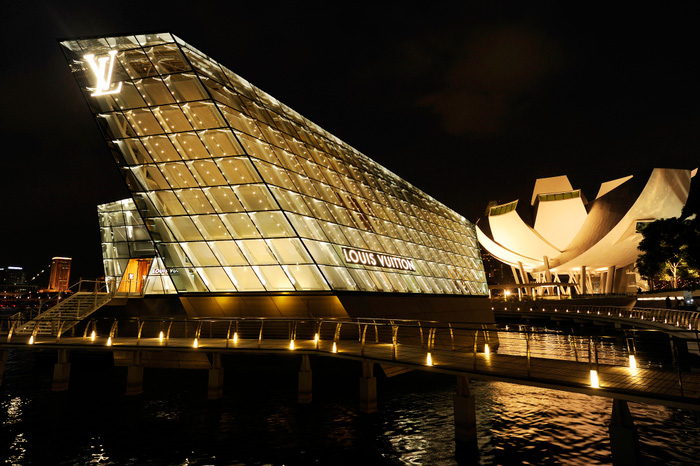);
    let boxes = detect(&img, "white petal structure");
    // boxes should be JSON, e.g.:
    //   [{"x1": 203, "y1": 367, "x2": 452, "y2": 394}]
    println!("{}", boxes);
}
[{"x1": 477, "y1": 168, "x2": 696, "y2": 294}]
